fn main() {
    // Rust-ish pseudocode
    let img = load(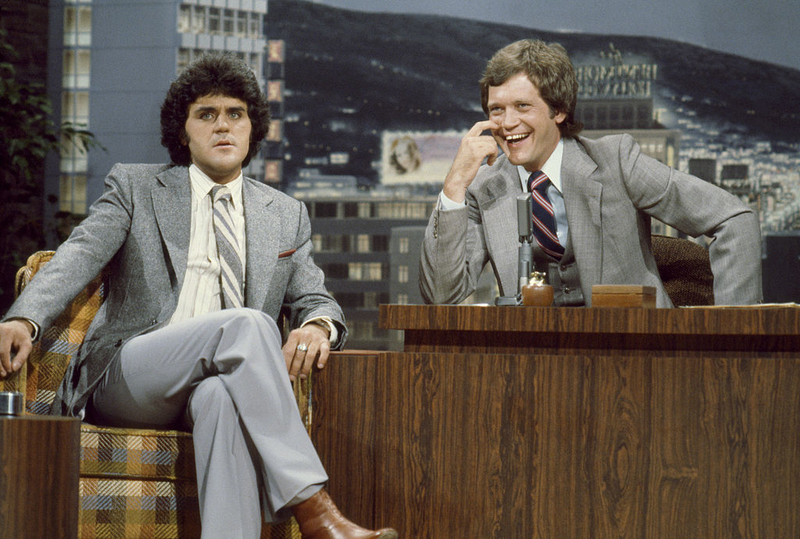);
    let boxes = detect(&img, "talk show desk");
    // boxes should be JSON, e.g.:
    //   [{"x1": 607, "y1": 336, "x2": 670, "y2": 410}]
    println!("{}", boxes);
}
[{"x1": 313, "y1": 304, "x2": 800, "y2": 539}]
